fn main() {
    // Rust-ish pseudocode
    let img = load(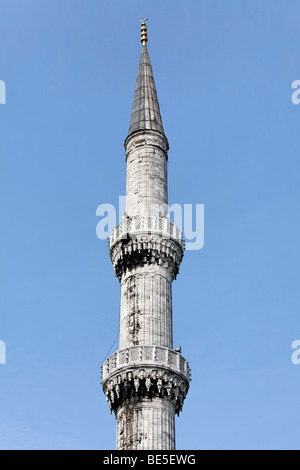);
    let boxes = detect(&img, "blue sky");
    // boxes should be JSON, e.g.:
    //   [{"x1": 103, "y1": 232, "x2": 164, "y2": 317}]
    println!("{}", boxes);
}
[{"x1": 0, "y1": 0, "x2": 300, "y2": 450}]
